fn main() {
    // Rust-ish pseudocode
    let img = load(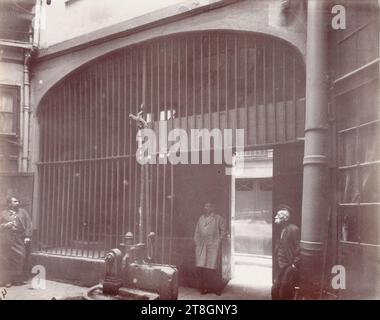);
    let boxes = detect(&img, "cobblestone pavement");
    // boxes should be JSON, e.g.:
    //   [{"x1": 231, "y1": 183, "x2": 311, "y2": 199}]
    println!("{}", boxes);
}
[
  {"x1": 1, "y1": 280, "x2": 270, "y2": 300},
  {"x1": 1, "y1": 262, "x2": 271, "y2": 300}
]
